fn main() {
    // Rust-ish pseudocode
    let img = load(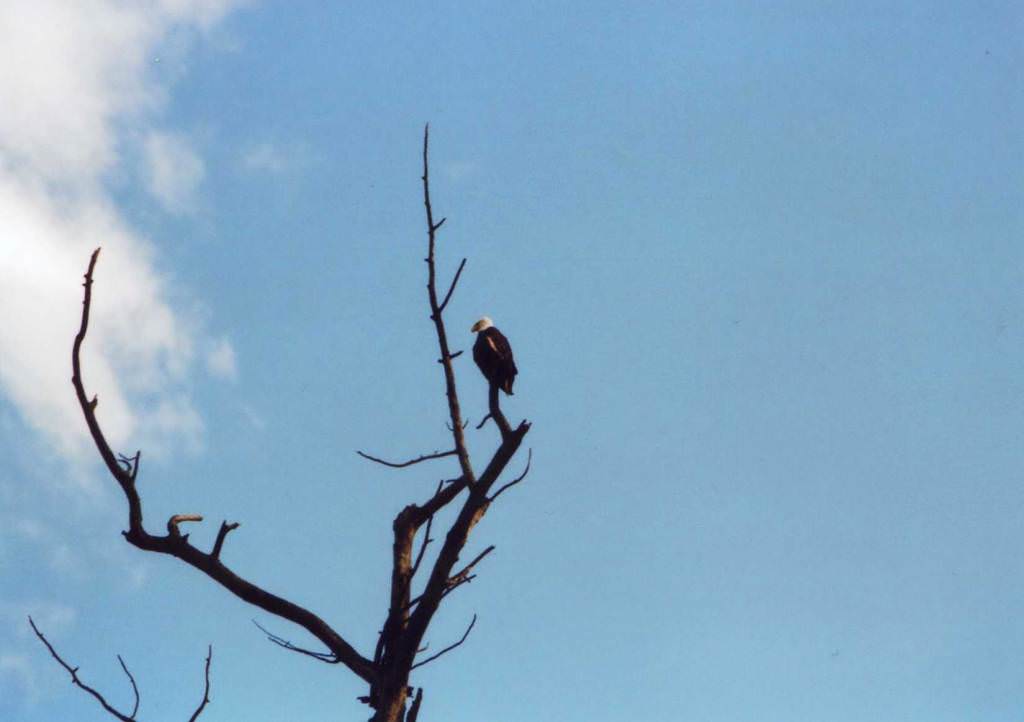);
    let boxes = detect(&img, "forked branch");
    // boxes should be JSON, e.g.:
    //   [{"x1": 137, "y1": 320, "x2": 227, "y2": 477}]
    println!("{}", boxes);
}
[
  {"x1": 29, "y1": 616, "x2": 213, "y2": 721},
  {"x1": 71, "y1": 249, "x2": 376, "y2": 685},
  {"x1": 423, "y1": 125, "x2": 475, "y2": 483},
  {"x1": 406, "y1": 688, "x2": 424, "y2": 722},
  {"x1": 252, "y1": 620, "x2": 340, "y2": 664}
]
